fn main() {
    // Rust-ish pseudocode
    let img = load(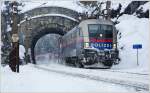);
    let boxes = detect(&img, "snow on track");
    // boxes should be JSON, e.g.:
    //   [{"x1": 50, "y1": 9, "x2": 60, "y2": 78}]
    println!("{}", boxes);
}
[{"x1": 34, "y1": 64, "x2": 149, "y2": 91}]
